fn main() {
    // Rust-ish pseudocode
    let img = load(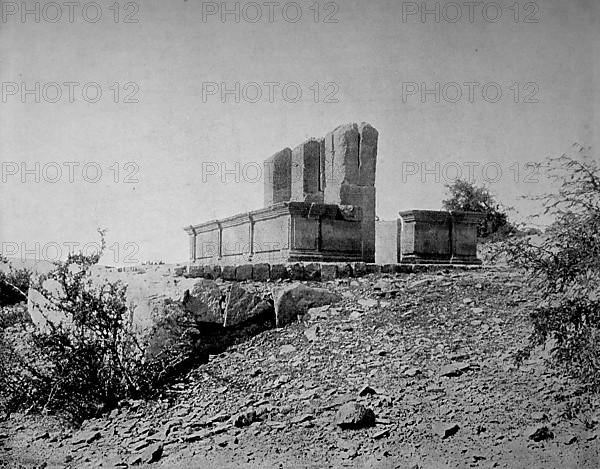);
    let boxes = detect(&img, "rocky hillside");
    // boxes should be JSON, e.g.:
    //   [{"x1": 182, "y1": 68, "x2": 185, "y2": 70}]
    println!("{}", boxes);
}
[{"x1": 2, "y1": 267, "x2": 599, "y2": 469}]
